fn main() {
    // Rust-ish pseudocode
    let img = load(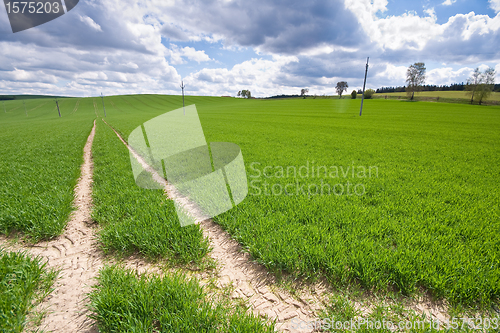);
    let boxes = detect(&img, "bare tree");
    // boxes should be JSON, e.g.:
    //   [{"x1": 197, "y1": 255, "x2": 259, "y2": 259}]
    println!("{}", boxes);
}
[
  {"x1": 300, "y1": 88, "x2": 309, "y2": 99},
  {"x1": 335, "y1": 81, "x2": 348, "y2": 98},
  {"x1": 466, "y1": 67, "x2": 496, "y2": 105},
  {"x1": 406, "y1": 62, "x2": 426, "y2": 100}
]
